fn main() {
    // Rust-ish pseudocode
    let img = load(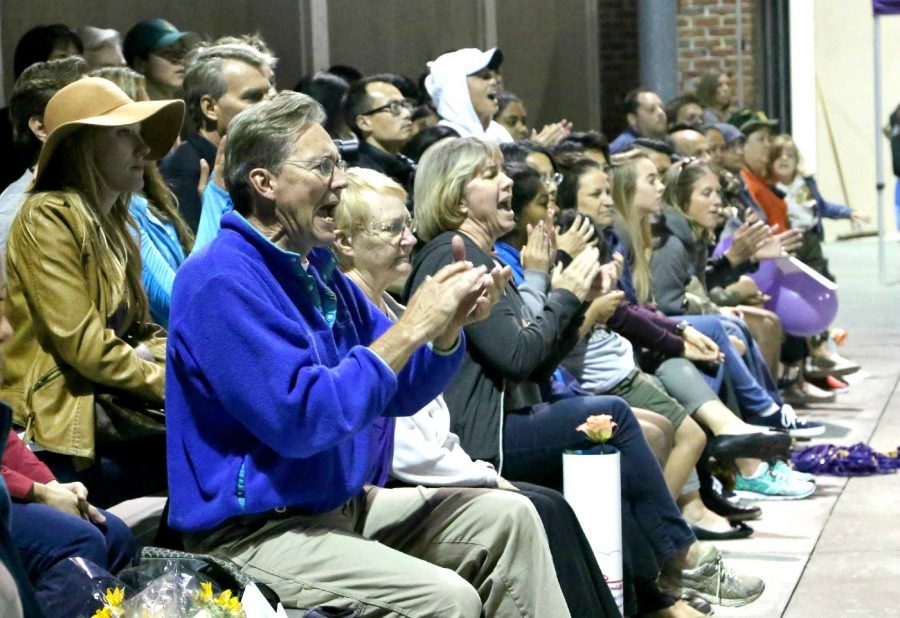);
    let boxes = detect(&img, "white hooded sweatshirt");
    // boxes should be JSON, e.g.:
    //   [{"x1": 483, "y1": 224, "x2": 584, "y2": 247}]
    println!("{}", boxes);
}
[{"x1": 425, "y1": 47, "x2": 514, "y2": 145}]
